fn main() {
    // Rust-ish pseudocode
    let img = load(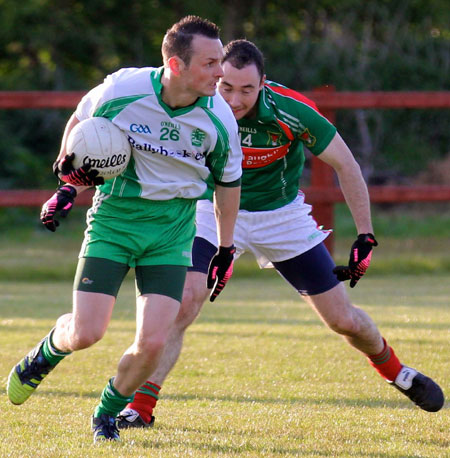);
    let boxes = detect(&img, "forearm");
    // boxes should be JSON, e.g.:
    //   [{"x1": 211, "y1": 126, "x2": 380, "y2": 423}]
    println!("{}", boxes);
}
[
  {"x1": 336, "y1": 162, "x2": 374, "y2": 235},
  {"x1": 54, "y1": 113, "x2": 102, "y2": 190},
  {"x1": 319, "y1": 133, "x2": 374, "y2": 235},
  {"x1": 56, "y1": 113, "x2": 80, "y2": 162},
  {"x1": 213, "y1": 185, "x2": 241, "y2": 247}
]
